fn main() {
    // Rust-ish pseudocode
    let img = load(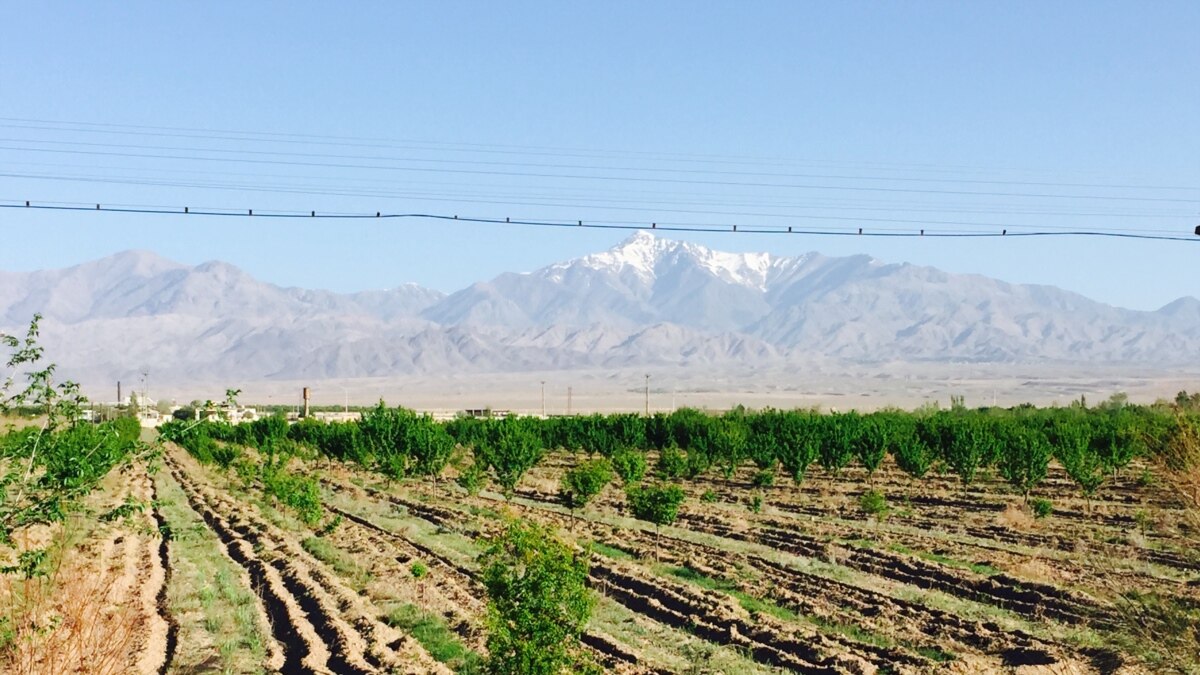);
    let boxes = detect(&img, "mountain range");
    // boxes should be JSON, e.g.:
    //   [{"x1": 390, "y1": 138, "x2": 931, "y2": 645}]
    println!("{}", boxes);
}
[{"x1": 2, "y1": 231, "x2": 1198, "y2": 386}]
